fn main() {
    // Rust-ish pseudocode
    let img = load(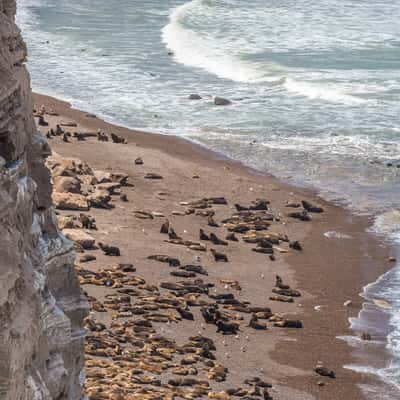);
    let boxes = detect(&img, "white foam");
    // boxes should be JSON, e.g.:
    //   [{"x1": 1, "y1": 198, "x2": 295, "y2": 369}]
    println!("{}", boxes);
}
[
  {"x1": 162, "y1": 0, "x2": 285, "y2": 84},
  {"x1": 284, "y1": 77, "x2": 366, "y2": 105},
  {"x1": 324, "y1": 231, "x2": 353, "y2": 239}
]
